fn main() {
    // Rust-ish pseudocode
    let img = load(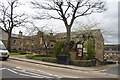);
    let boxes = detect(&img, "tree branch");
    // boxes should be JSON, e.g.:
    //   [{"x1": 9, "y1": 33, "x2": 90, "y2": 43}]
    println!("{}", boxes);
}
[{"x1": 70, "y1": 2, "x2": 80, "y2": 27}]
